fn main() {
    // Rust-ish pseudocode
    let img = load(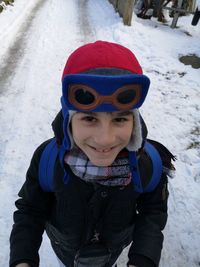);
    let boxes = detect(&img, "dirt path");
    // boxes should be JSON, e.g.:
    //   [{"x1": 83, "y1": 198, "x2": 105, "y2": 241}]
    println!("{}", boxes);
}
[
  {"x1": 0, "y1": 0, "x2": 47, "y2": 93},
  {"x1": 77, "y1": 0, "x2": 96, "y2": 43}
]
